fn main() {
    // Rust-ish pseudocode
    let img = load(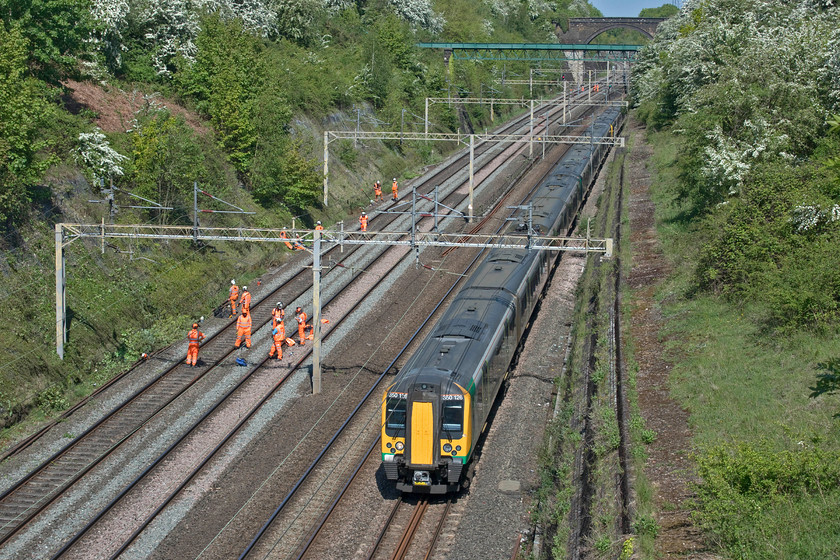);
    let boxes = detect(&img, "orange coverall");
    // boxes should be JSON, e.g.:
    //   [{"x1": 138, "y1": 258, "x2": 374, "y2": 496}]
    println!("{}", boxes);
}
[
  {"x1": 235, "y1": 312, "x2": 252, "y2": 348},
  {"x1": 280, "y1": 229, "x2": 293, "y2": 249},
  {"x1": 297, "y1": 311, "x2": 308, "y2": 345},
  {"x1": 391, "y1": 180, "x2": 398, "y2": 201},
  {"x1": 360, "y1": 214, "x2": 368, "y2": 232},
  {"x1": 374, "y1": 182, "x2": 383, "y2": 202},
  {"x1": 229, "y1": 284, "x2": 240, "y2": 315},
  {"x1": 272, "y1": 307, "x2": 285, "y2": 329},
  {"x1": 269, "y1": 323, "x2": 285, "y2": 359},
  {"x1": 239, "y1": 290, "x2": 251, "y2": 314},
  {"x1": 315, "y1": 223, "x2": 324, "y2": 231},
  {"x1": 186, "y1": 327, "x2": 205, "y2": 366}
]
